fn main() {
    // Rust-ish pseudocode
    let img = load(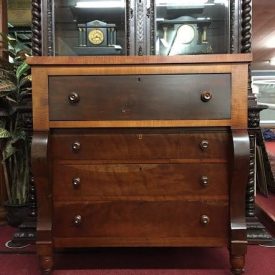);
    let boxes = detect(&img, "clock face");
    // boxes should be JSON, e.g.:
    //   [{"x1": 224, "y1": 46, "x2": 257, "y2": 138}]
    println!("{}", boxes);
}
[
  {"x1": 88, "y1": 29, "x2": 104, "y2": 45},
  {"x1": 177, "y1": 24, "x2": 195, "y2": 44}
]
